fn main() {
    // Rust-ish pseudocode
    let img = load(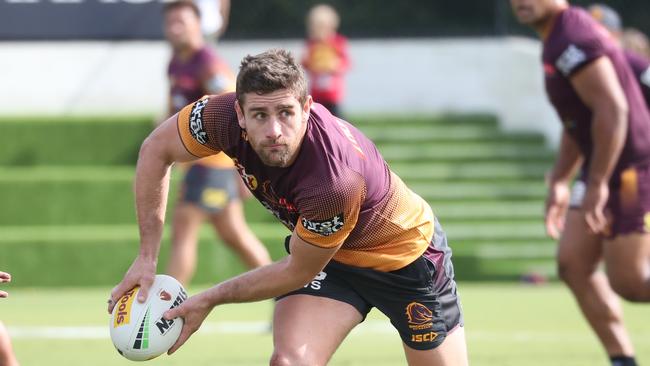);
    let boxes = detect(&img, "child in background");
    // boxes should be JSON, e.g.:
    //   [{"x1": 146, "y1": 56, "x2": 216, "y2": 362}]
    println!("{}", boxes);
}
[
  {"x1": 622, "y1": 28, "x2": 650, "y2": 59},
  {"x1": 302, "y1": 4, "x2": 349, "y2": 117}
]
